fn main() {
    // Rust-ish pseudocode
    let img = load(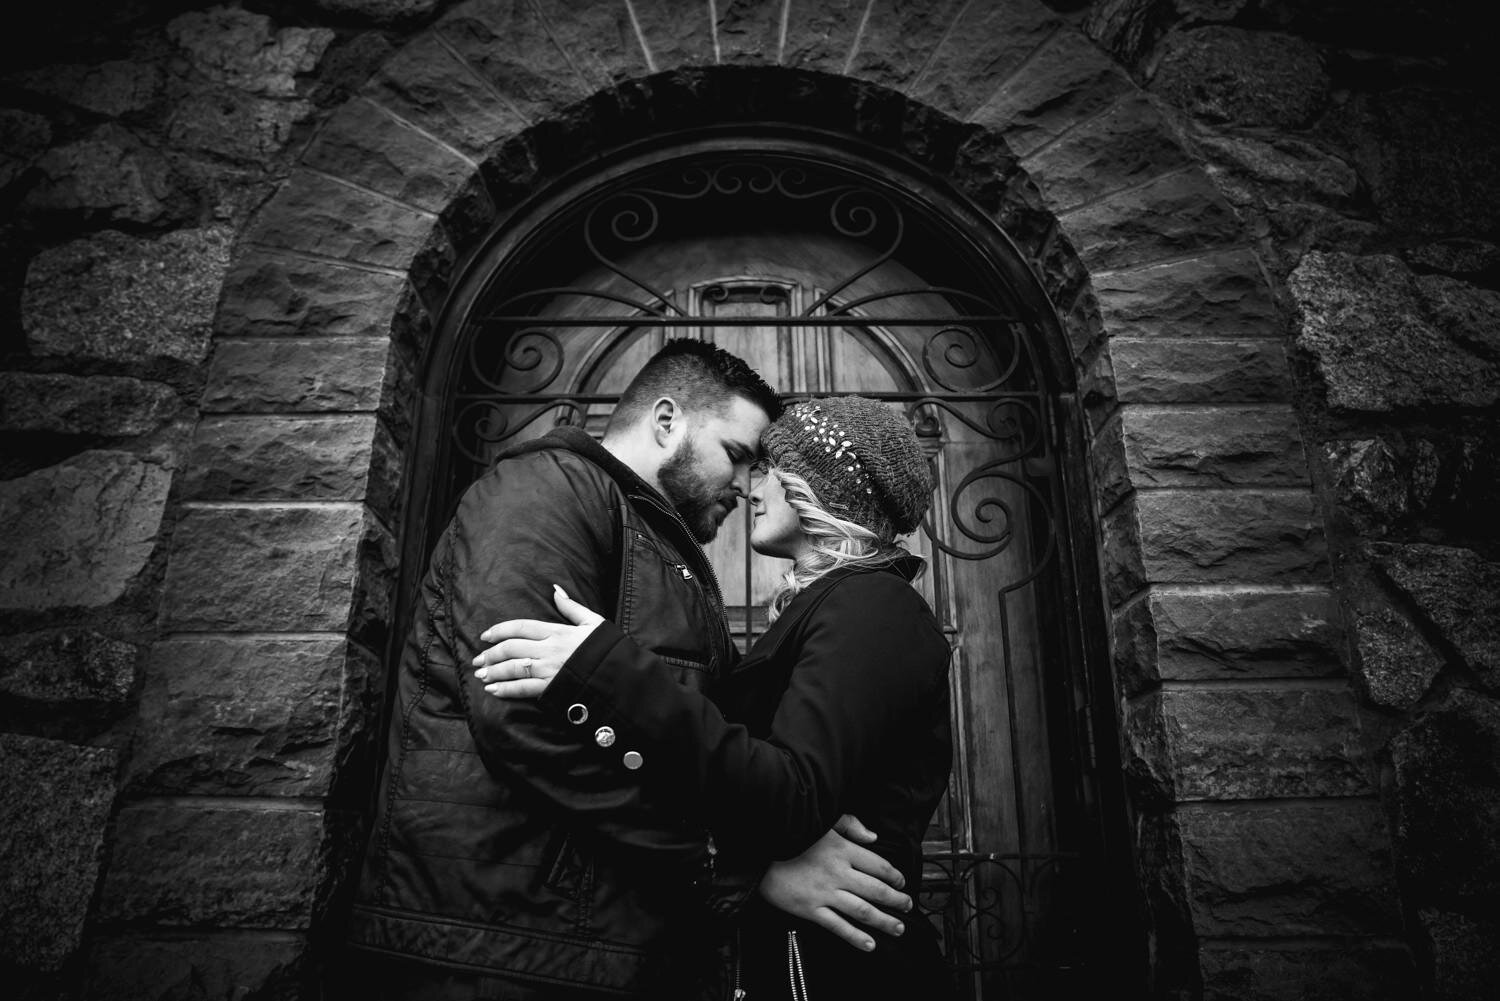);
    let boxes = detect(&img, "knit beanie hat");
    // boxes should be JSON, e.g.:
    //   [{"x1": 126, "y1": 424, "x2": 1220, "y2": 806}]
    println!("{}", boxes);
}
[{"x1": 760, "y1": 396, "x2": 933, "y2": 541}]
